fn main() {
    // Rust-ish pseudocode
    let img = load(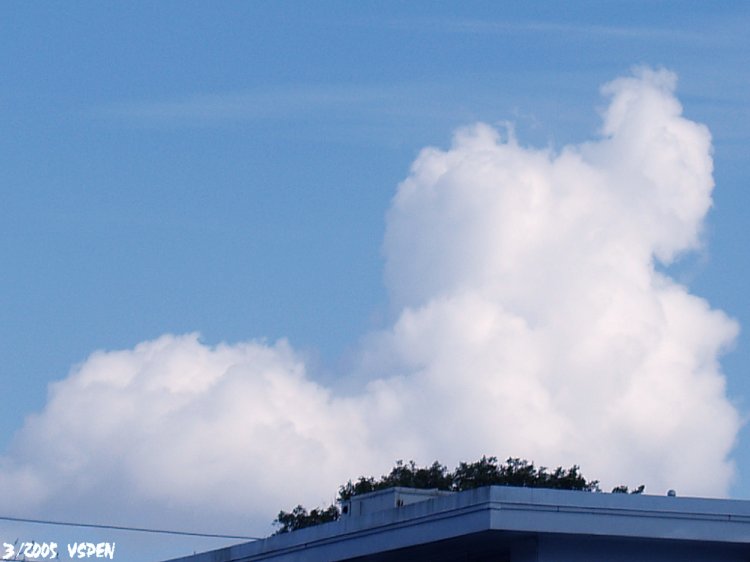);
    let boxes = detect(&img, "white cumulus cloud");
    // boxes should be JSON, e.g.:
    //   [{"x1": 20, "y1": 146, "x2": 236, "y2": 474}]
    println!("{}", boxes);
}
[{"x1": 0, "y1": 67, "x2": 740, "y2": 535}]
